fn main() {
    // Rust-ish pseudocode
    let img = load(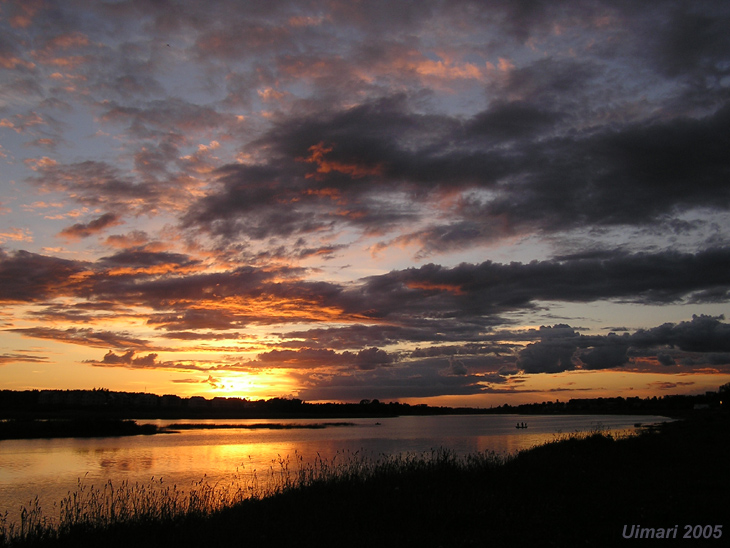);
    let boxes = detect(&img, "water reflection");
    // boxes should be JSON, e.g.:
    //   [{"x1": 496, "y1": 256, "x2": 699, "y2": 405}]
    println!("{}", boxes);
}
[
  {"x1": 98, "y1": 454, "x2": 155, "y2": 472},
  {"x1": 0, "y1": 414, "x2": 669, "y2": 526}
]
